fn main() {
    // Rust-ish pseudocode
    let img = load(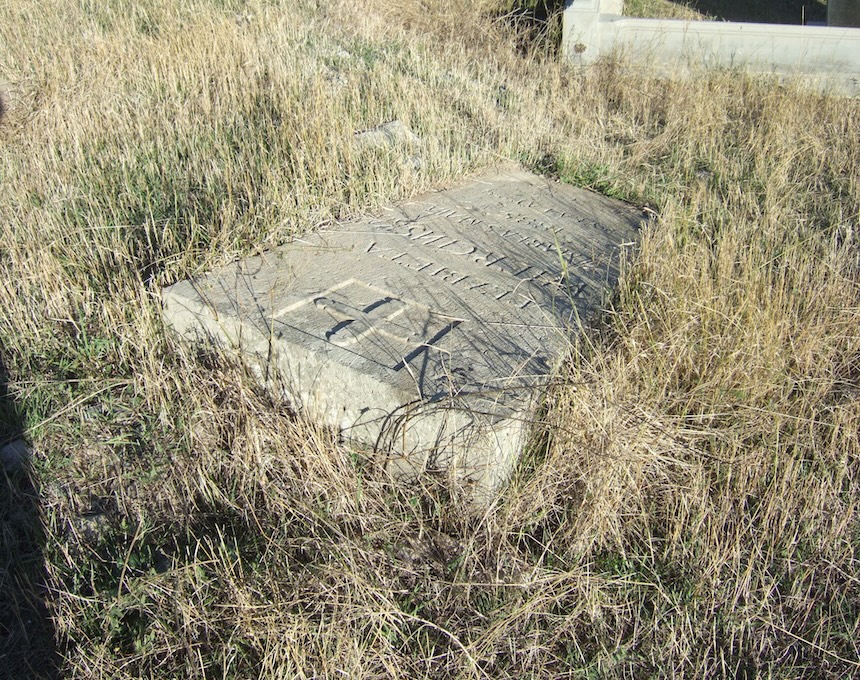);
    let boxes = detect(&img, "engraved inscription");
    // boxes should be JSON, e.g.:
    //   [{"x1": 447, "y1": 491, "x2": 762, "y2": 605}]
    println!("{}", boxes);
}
[
  {"x1": 315, "y1": 295, "x2": 411, "y2": 347},
  {"x1": 360, "y1": 237, "x2": 591, "y2": 312},
  {"x1": 273, "y1": 279, "x2": 463, "y2": 371}
]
